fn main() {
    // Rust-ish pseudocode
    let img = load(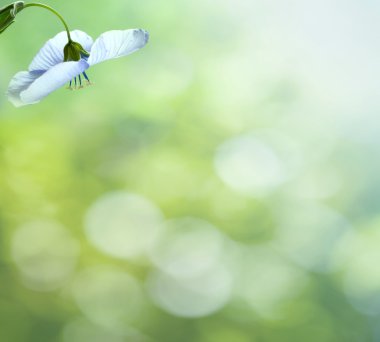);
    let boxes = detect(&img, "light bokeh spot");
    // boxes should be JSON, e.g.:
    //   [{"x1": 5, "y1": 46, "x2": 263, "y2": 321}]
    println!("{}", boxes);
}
[
  {"x1": 147, "y1": 265, "x2": 233, "y2": 318},
  {"x1": 332, "y1": 222, "x2": 380, "y2": 316},
  {"x1": 11, "y1": 220, "x2": 80, "y2": 291},
  {"x1": 84, "y1": 191, "x2": 164, "y2": 259},
  {"x1": 288, "y1": 165, "x2": 342, "y2": 199},
  {"x1": 235, "y1": 245, "x2": 308, "y2": 319},
  {"x1": 214, "y1": 134, "x2": 300, "y2": 197},
  {"x1": 149, "y1": 217, "x2": 225, "y2": 279},
  {"x1": 61, "y1": 318, "x2": 151, "y2": 342},
  {"x1": 274, "y1": 202, "x2": 351, "y2": 272},
  {"x1": 62, "y1": 318, "x2": 125, "y2": 342},
  {"x1": 71, "y1": 265, "x2": 144, "y2": 329}
]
